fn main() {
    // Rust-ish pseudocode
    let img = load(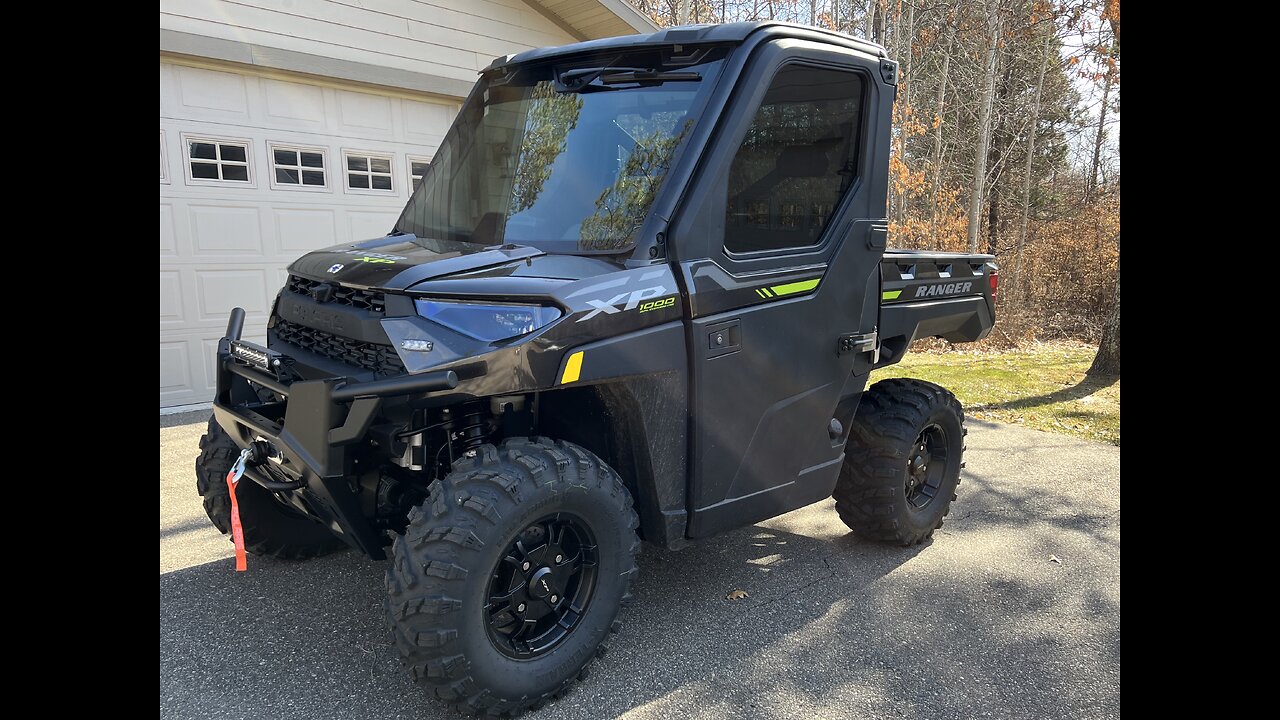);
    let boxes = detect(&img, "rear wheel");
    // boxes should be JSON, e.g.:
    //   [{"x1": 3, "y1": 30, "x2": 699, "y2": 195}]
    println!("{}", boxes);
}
[
  {"x1": 385, "y1": 437, "x2": 639, "y2": 717},
  {"x1": 195, "y1": 417, "x2": 345, "y2": 559},
  {"x1": 833, "y1": 379, "x2": 966, "y2": 546}
]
